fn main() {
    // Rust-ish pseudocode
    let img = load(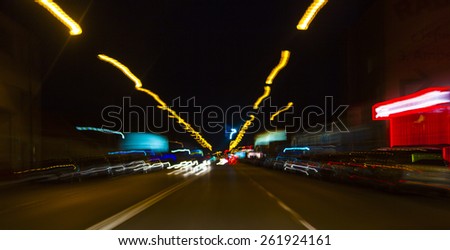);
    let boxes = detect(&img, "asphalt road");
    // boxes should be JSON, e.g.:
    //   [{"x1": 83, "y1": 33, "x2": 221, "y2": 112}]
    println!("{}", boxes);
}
[{"x1": 0, "y1": 162, "x2": 449, "y2": 229}]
